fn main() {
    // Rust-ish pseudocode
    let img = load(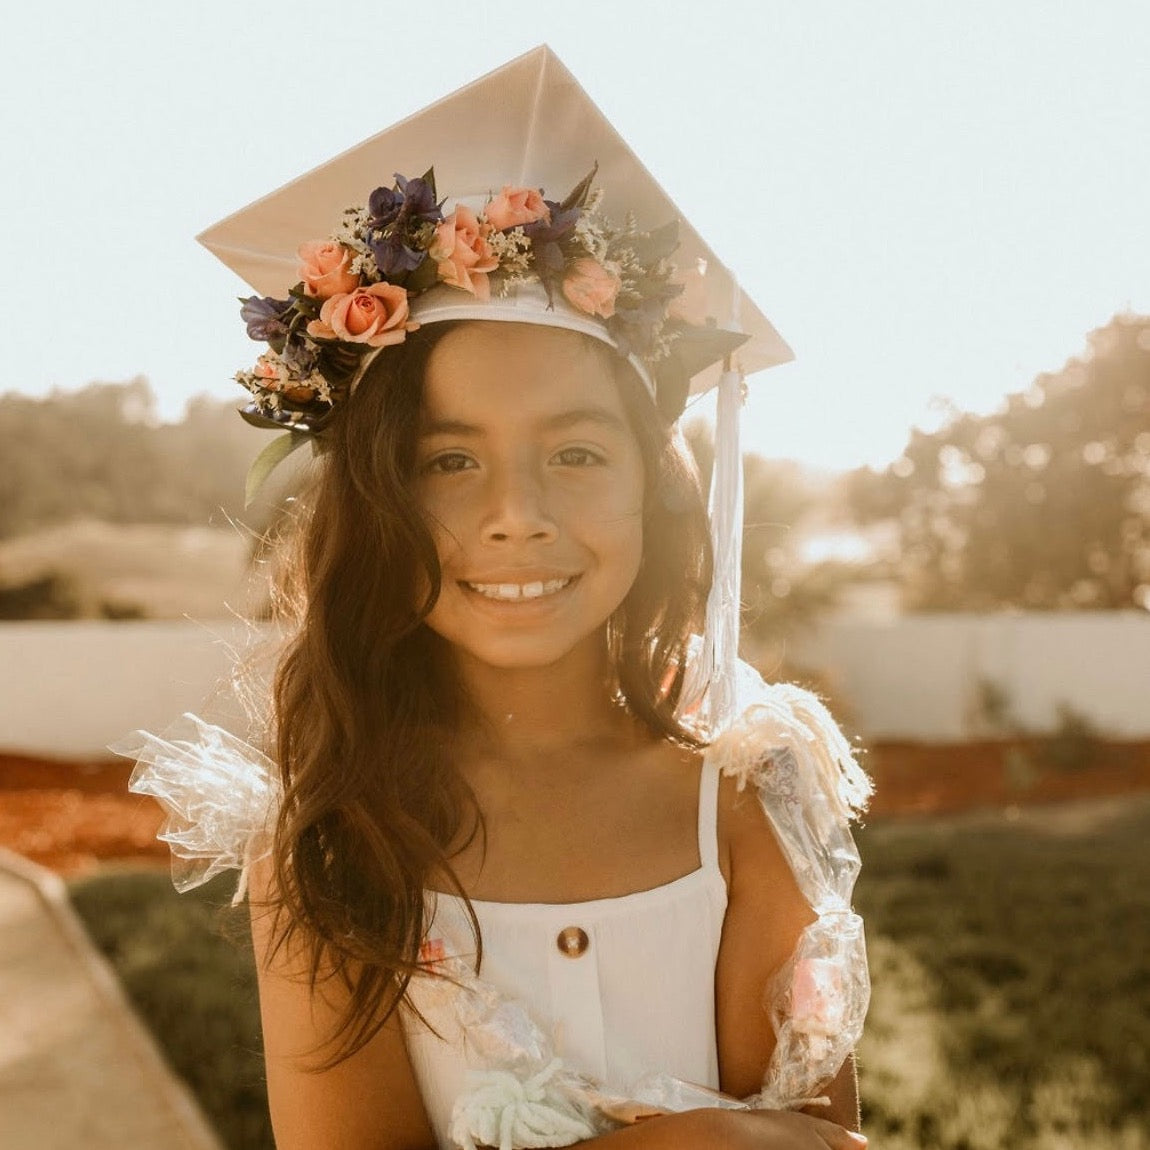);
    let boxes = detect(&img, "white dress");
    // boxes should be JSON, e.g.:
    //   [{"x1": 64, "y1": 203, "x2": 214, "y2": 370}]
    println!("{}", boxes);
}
[
  {"x1": 402, "y1": 761, "x2": 728, "y2": 1149},
  {"x1": 115, "y1": 667, "x2": 872, "y2": 1148}
]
